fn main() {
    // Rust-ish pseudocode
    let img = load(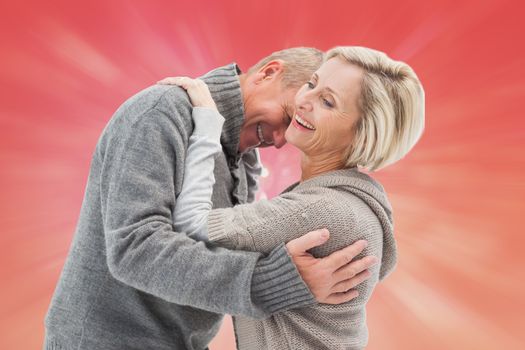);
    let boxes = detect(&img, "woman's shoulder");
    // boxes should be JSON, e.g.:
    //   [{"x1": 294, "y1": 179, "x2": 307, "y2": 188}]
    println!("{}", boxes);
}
[
  {"x1": 294, "y1": 169, "x2": 392, "y2": 218},
  {"x1": 286, "y1": 170, "x2": 397, "y2": 280},
  {"x1": 289, "y1": 173, "x2": 391, "y2": 238},
  {"x1": 285, "y1": 181, "x2": 382, "y2": 233}
]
